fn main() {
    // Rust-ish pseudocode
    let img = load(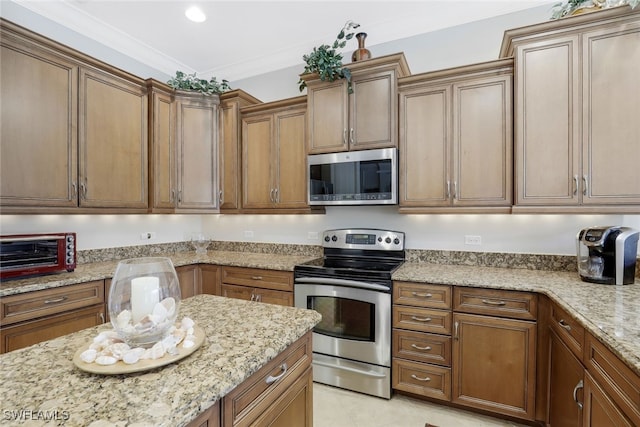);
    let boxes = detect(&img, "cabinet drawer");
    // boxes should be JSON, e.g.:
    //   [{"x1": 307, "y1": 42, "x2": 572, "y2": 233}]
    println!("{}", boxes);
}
[
  {"x1": 393, "y1": 306, "x2": 452, "y2": 335},
  {"x1": 584, "y1": 333, "x2": 640, "y2": 426},
  {"x1": 453, "y1": 287, "x2": 537, "y2": 320},
  {"x1": 0, "y1": 281, "x2": 105, "y2": 326},
  {"x1": 393, "y1": 282, "x2": 451, "y2": 309},
  {"x1": 392, "y1": 358, "x2": 451, "y2": 401},
  {"x1": 393, "y1": 329, "x2": 451, "y2": 366},
  {"x1": 221, "y1": 267, "x2": 293, "y2": 292},
  {"x1": 549, "y1": 301, "x2": 584, "y2": 360},
  {"x1": 222, "y1": 331, "x2": 312, "y2": 426}
]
